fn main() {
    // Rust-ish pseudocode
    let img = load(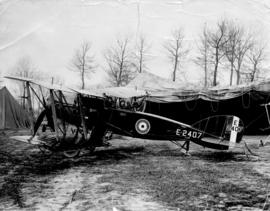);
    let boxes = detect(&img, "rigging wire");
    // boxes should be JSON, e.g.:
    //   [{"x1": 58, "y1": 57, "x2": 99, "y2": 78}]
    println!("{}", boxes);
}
[
  {"x1": 210, "y1": 100, "x2": 219, "y2": 112},
  {"x1": 184, "y1": 99, "x2": 197, "y2": 111}
]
